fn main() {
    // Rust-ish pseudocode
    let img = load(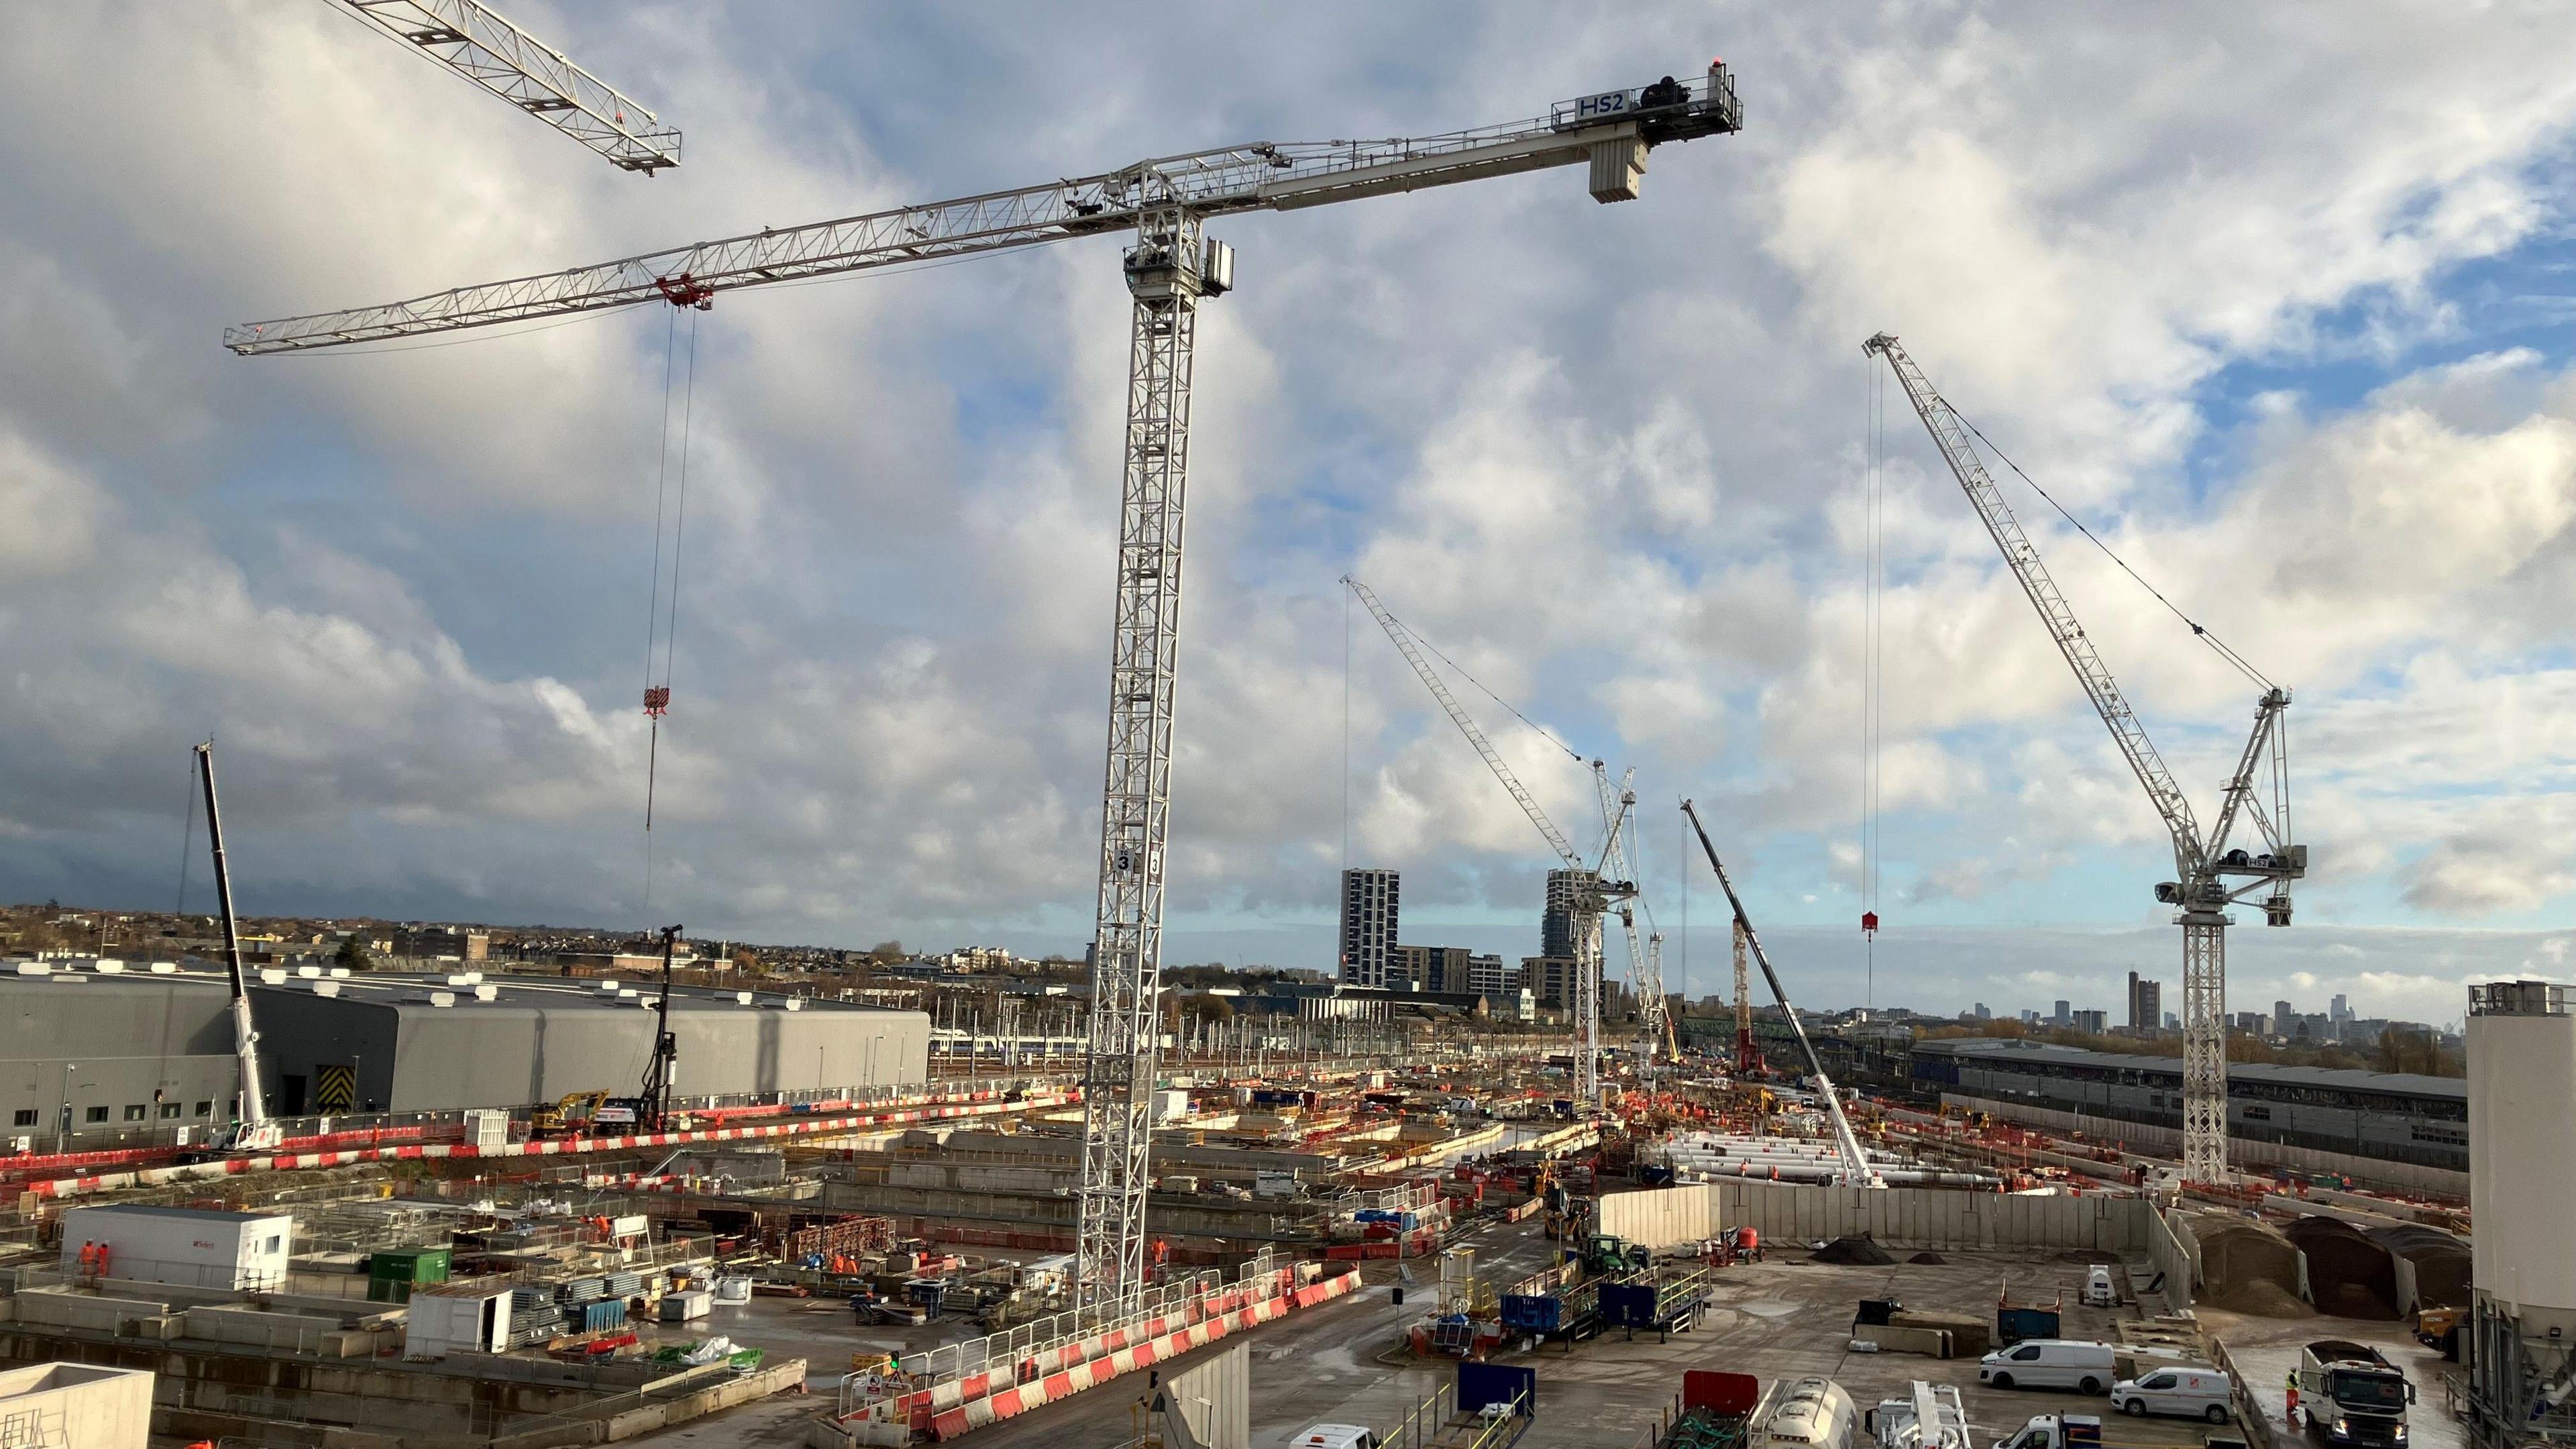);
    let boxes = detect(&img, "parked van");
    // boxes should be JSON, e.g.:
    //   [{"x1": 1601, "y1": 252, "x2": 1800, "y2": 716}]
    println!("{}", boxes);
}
[
  {"x1": 1292, "y1": 1427, "x2": 1375, "y2": 1449},
  {"x1": 2110, "y1": 1366, "x2": 2234, "y2": 1424},
  {"x1": 1980, "y1": 1340, "x2": 2120, "y2": 1395},
  {"x1": 1758, "y1": 1376, "x2": 1860, "y2": 1449}
]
